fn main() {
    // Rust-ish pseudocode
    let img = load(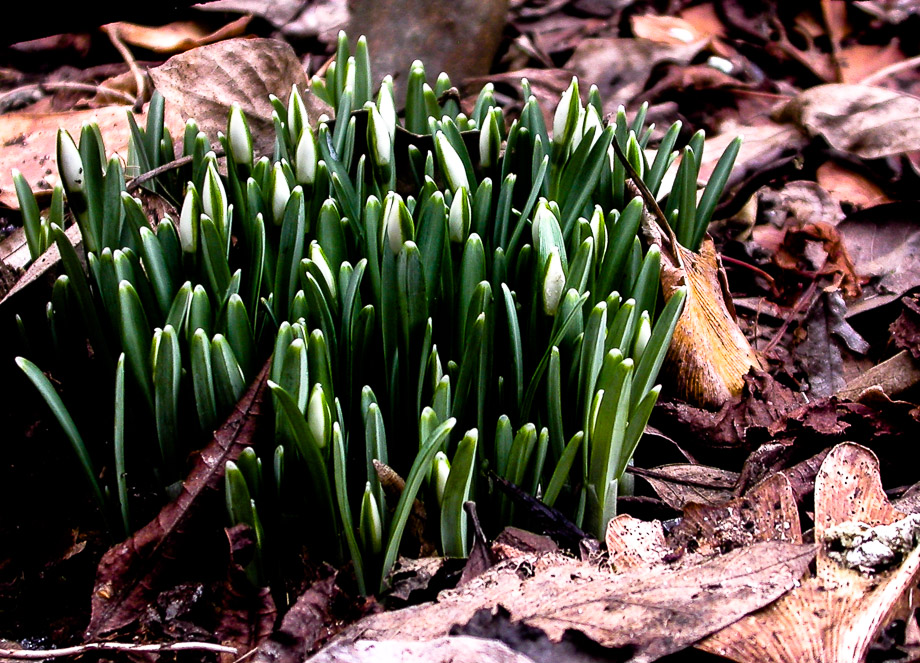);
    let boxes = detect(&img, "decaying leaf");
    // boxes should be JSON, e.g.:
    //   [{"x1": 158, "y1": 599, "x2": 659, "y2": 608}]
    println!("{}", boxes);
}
[
  {"x1": 86, "y1": 360, "x2": 271, "y2": 638},
  {"x1": 252, "y1": 569, "x2": 345, "y2": 663},
  {"x1": 0, "y1": 105, "x2": 185, "y2": 209},
  {"x1": 660, "y1": 236, "x2": 762, "y2": 408},
  {"x1": 778, "y1": 83, "x2": 920, "y2": 159},
  {"x1": 797, "y1": 290, "x2": 870, "y2": 398},
  {"x1": 309, "y1": 633, "x2": 538, "y2": 663},
  {"x1": 669, "y1": 473, "x2": 802, "y2": 556},
  {"x1": 637, "y1": 464, "x2": 739, "y2": 510},
  {"x1": 105, "y1": 16, "x2": 253, "y2": 54},
  {"x1": 837, "y1": 202, "x2": 920, "y2": 316},
  {"x1": 149, "y1": 38, "x2": 323, "y2": 160},
  {"x1": 215, "y1": 525, "x2": 276, "y2": 663},
  {"x1": 317, "y1": 538, "x2": 813, "y2": 662},
  {"x1": 699, "y1": 443, "x2": 920, "y2": 663},
  {"x1": 566, "y1": 37, "x2": 704, "y2": 111}
]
